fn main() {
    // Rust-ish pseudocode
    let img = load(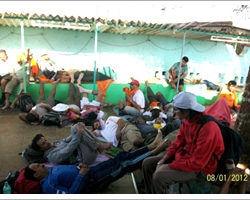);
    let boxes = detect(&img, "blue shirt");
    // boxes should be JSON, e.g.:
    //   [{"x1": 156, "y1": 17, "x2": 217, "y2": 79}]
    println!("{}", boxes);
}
[{"x1": 41, "y1": 165, "x2": 88, "y2": 194}]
